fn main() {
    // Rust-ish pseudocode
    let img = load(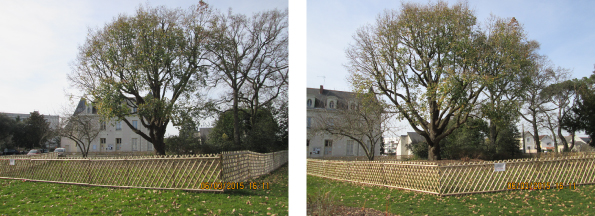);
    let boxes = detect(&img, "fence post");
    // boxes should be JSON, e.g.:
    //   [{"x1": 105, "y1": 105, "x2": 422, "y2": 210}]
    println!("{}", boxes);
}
[
  {"x1": 126, "y1": 159, "x2": 130, "y2": 186},
  {"x1": 219, "y1": 153, "x2": 225, "y2": 191},
  {"x1": 87, "y1": 158, "x2": 92, "y2": 185}
]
